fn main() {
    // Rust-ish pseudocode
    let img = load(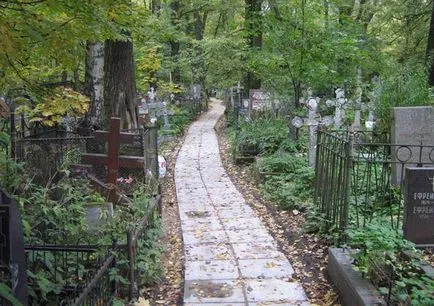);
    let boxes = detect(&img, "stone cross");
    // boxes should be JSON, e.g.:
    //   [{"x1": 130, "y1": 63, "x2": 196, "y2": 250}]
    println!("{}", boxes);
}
[
  {"x1": 192, "y1": 84, "x2": 201, "y2": 100},
  {"x1": 292, "y1": 98, "x2": 334, "y2": 167},
  {"x1": 326, "y1": 88, "x2": 348, "y2": 129},
  {"x1": 148, "y1": 87, "x2": 156, "y2": 102}
]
